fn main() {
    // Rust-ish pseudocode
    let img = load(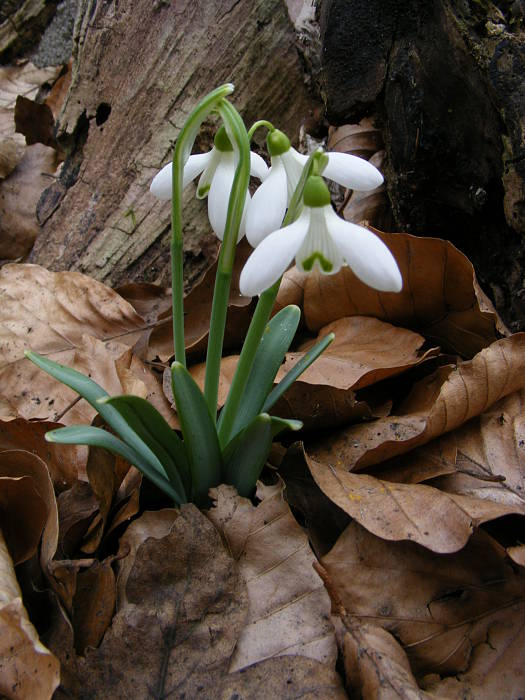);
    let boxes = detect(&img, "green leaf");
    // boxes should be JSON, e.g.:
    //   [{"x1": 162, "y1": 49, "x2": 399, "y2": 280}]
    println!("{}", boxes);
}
[
  {"x1": 268, "y1": 416, "x2": 303, "y2": 438},
  {"x1": 46, "y1": 425, "x2": 184, "y2": 504},
  {"x1": 221, "y1": 414, "x2": 273, "y2": 498},
  {"x1": 218, "y1": 305, "x2": 301, "y2": 445},
  {"x1": 171, "y1": 362, "x2": 222, "y2": 505},
  {"x1": 99, "y1": 395, "x2": 190, "y2": 502},
  {"x1": 25, "y1": 351, "x2": 173, "y2": 485},
  {"x1": 262, "y1": 332, "x2": 335, "y2": 412}
]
